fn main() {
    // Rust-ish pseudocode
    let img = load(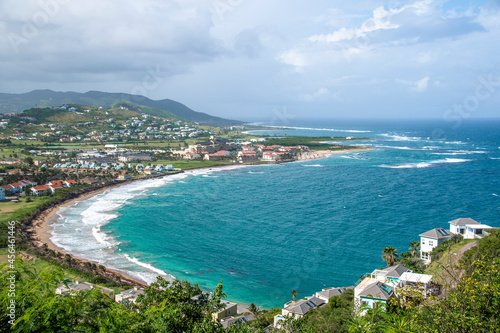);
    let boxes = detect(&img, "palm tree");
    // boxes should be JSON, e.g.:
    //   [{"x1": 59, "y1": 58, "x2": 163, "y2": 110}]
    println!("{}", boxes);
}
[
  {"x1": 409, "y1": 241, "x2": 421, "y2": 258},
  {"x1": 382, "y1": 247, "x2": 398, "y2": 267},
  {"x1": 291, "y1": 290, "x2": 298, "y2": 301},
  {"x1": 248, "y1": 302, "x2": 261, "y2": 322}
]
